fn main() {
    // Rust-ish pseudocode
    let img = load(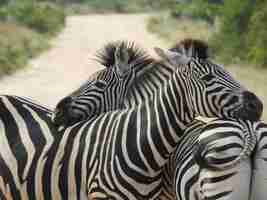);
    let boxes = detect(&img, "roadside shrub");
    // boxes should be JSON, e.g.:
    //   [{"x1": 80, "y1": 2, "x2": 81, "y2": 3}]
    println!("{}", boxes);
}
[
  {"x1": 28, "y1": 3, "x2": 65, "y2": 35},
  {"x1": 0, "y1": 6, "x2": 8, "y2": 21},
  {"x1": 76, "y1": 0, "x2": 128, "y2": 13},
  {"x1": 147, "y1": 14, "x2": 212, "y2": 46},
  {"x1": 67, "y1": 0, "x2": 176, "y2": 13},
  {"x1": 246, "y1": 1, "x2": 267, "y2": 67},
  {"x1": 0, "y1": 23, "x2": 49, "y2": 76},
  {"x1": 8, "y1": 1, "x2": 65, "y2": 35},
  {"x1": 209, "y1": 0, "x2": 267, "y2": 67},
  {"x1": 0, "y1": 1, "x2": 65, "y2": 77},
  {"x1": 209, "y1": 0, "x2": 256, "y2": 63},
  {"x1": 0, "y1": 0, "x2": 8, "y2": 7},
  {"x1": 171, "y1": 1, "x2": 221, "y2": 24}
]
